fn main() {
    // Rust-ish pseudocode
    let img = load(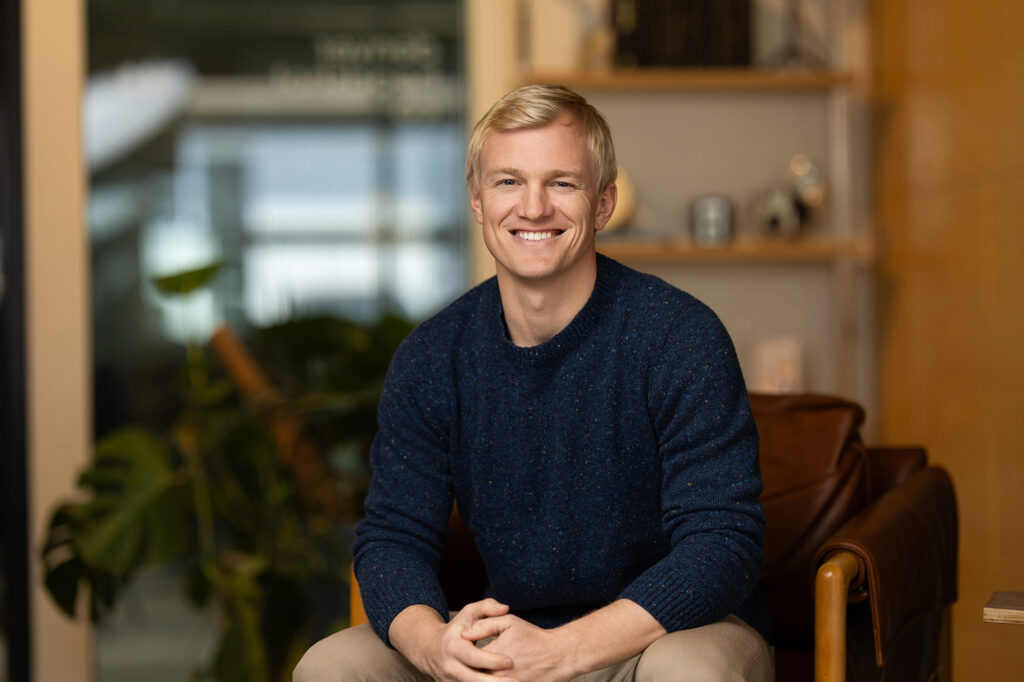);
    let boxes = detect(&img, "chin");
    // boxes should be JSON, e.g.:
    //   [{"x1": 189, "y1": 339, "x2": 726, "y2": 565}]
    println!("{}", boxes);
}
[{"x1": 503, "y1": 267, "x2": 556, "y2": 282}]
